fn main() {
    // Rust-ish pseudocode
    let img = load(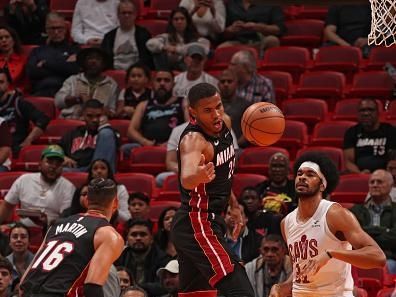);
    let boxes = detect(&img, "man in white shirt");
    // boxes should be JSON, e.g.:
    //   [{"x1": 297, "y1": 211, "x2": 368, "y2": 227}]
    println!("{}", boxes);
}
[
  {"x1": 71, "y1": 0, "x2": 119, "y2": 46},
  {"x1": 0, "y1": 145, "x2": 75, "y2": 227},
  {"x1": 173, "y1": 44, "x2": 218, "y2": 98}
]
